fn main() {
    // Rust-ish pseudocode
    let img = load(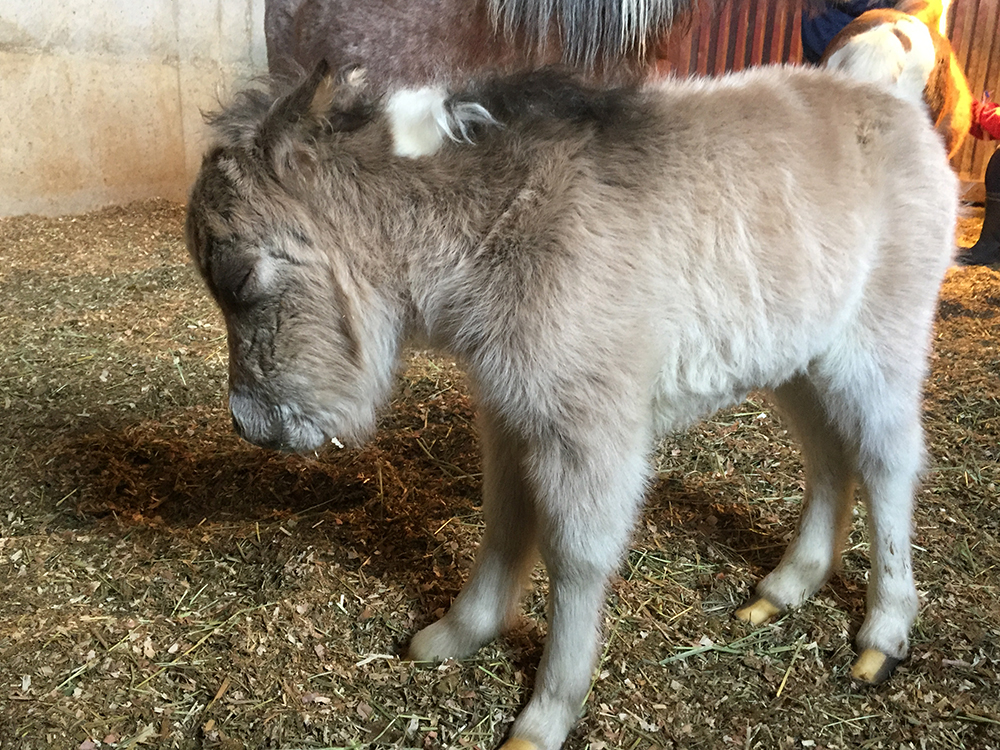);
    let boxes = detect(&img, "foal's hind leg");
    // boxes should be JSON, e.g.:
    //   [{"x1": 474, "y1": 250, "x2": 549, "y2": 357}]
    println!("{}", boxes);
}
[
  {"x1": 818, "y1": 340, "x2": 925, "y2": 682},
  {"x1": 740, "y1": 352, "x2": 923, "y2": 684},
  {"x1": 842, "y1": 376, "x2": 924, "y2": 681},
  {"x1": 736, "y1": 375, "x2": 856, "y2": 624},
  {"x1": 409, "y1": 410, "x2": 539, "y2": 661}
]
